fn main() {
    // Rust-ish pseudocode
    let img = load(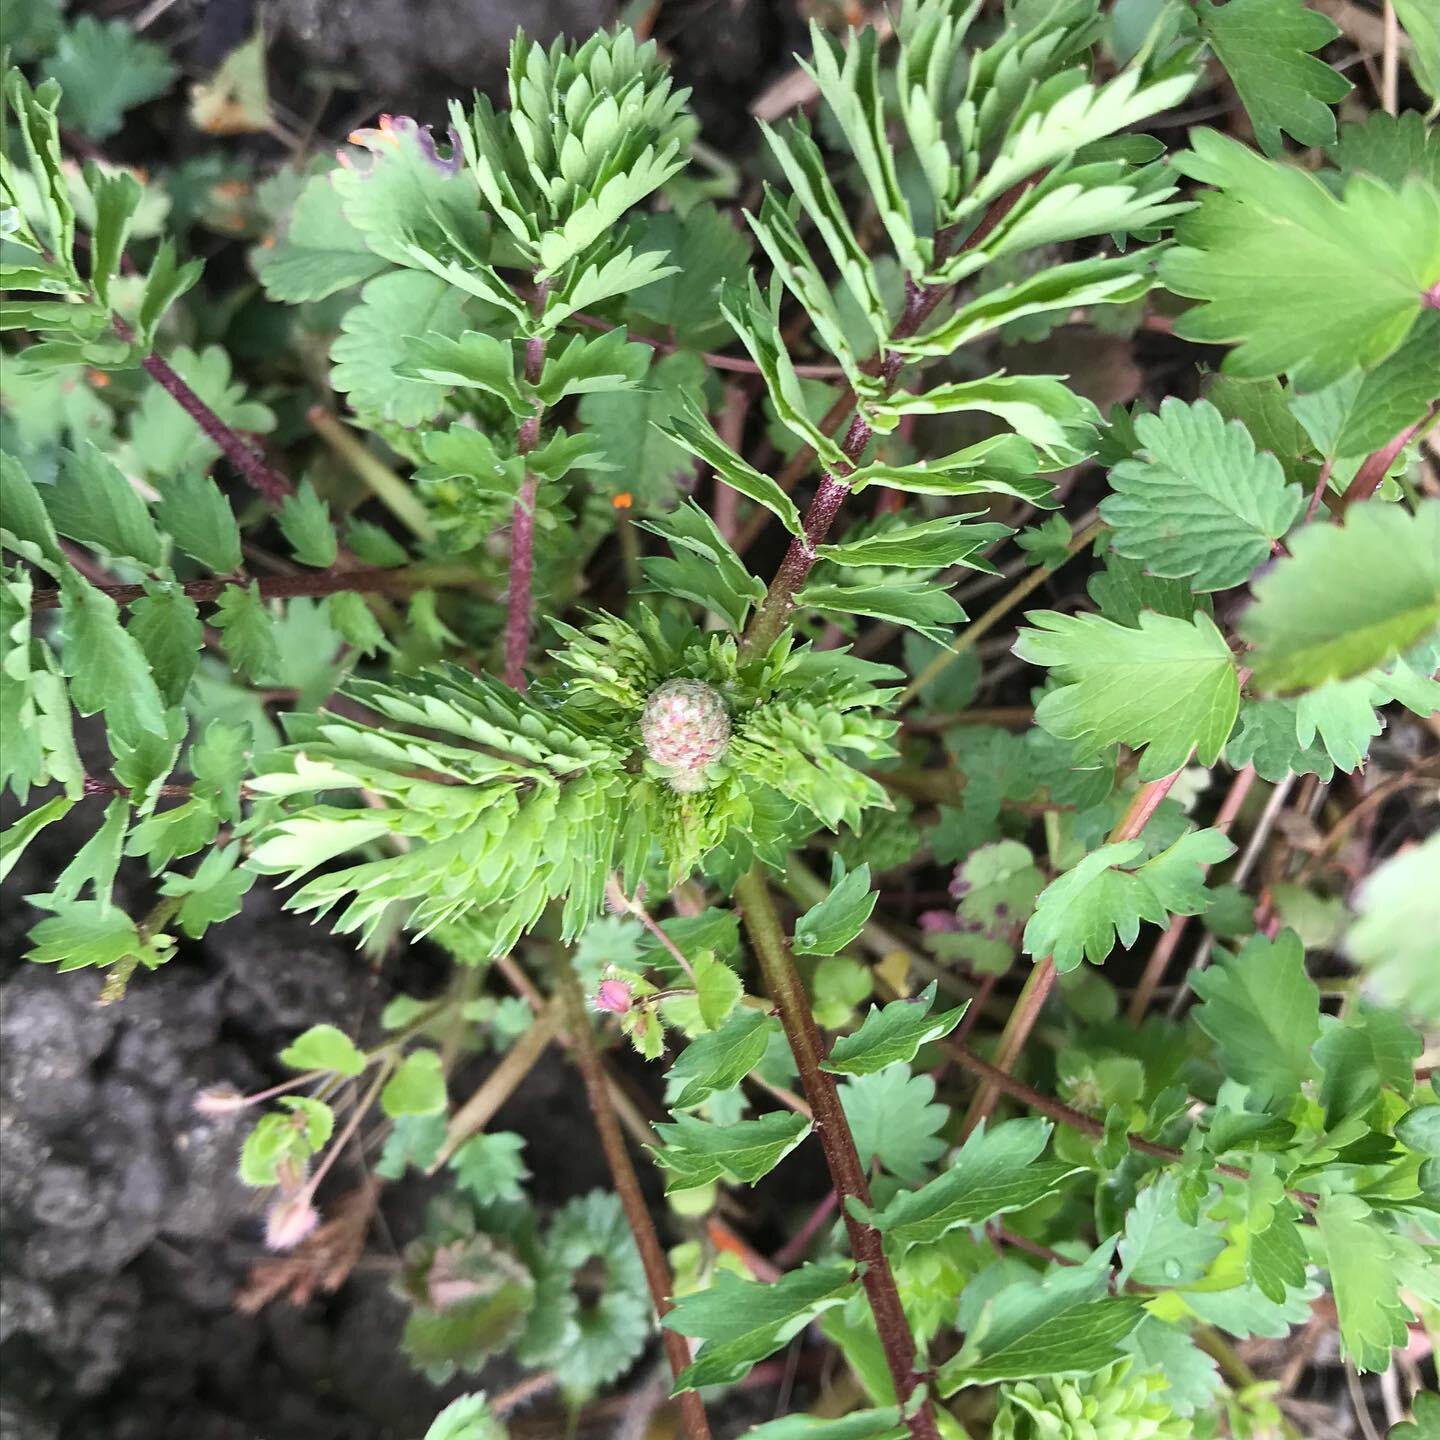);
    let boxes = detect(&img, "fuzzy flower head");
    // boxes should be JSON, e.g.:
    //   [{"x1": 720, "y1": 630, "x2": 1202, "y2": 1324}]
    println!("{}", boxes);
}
[
  {"x1": 593, "y1": 977, "x2": 634, "y2": 1015},
  {"x1": 641, "y1": 679, "x2": 731, "y2": 793},
  {"x1": 265, "y1": 1194, "x2": 320, "y2": 1251}
]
